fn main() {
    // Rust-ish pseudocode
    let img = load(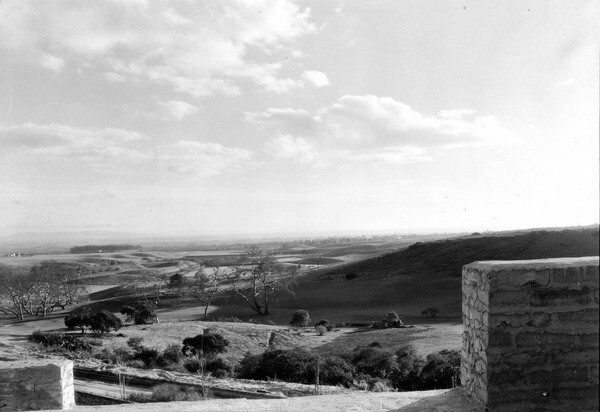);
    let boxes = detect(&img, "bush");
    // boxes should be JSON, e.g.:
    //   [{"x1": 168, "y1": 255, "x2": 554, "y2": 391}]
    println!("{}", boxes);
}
[
  {"x1": 419, "y1": 350, "x2": 460, "y2": 389},
  {"x1": 127, "y1": 336, "x2": 144, "y2": 350},
  {"x1": 134, "y1": 347, "x2": 162, "y2": 368},
  {"x1": 351, "y1": 347, "x2": 397, "y2": 380},
  {"x1": 133, "y1": 304, "x2": 157, "y2": 325},
  {"x1": 64, "y1": 313, "x2": 90, "y2": 334},
  {"x1": 345, "y1": 273, "x2": 358, "y2": 280},
  {"x1": 390, "y1": 345, "x2": 423, "y2": 391},
  {"x1": 29, "y1": 330, "x2": 91, "y2": 352},
  {"x1": 184, "y1": 358, "x2": 201, "y2": 373},
  {"x1": 206, "y1": 358, "x2": 233, "y2": 378},
  {"x1": 238, "y1": 349, "x2": 315, "y2": 383},
  {"x1": 315, "y1": 319, "x2": 329, "y2": 328},
  {"x1": 182, "y1": 333, "x2": 229, "y2": 359},
  {"x1": 162, "y1": 343, "x2": 183, "y2": 364},
  {"x1": 289, "y1": 310, "x2": 311, "y2": 327},
  {"x1": 182, "y1": 333, "x2": 229, "y2": 373},
  {"x1": 317, "y1": 356, "x2": 354, "y2": 386},
  {"x1": 371, "y1": 379, "x2": 395, "y2": 392},
  {"x1": 120, "y1": 305, "x2": 137, "y2": 322},
  {"x1": 95, "y1": 347, "x2": 132, "y2": 365},
  {"x1": 88, "y1": 310, "x2": 123, "y2": 334},
  {"x1": 315, "y1": 325, "x2": 327, "y2": 336},
  {"x1": 121, "y1": 304, "x2": 157, "y2": 325},
  {"x1": 151, "y1": 384, "x2": 208, "y2": 402}
]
